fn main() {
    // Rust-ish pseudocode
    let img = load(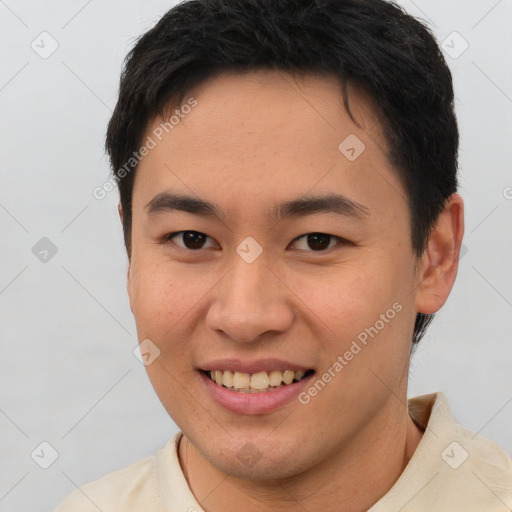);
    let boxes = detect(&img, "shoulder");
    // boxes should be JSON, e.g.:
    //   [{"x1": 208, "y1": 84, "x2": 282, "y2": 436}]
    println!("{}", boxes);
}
[
  {"x1": 420, "y1": 393, "x2": 512, "y2": 509},
  {"x1": 431, "y1": 393, "x2": 512, "y2": 484},
  {"x1": 454, "y1": 420, "x2": 512, "y2": 492},
  {"x1": 53, "y1": 443, "x2": 170, "y2": 512},
  {"x1": 372, "y1": 393, "x2": 512, "y2": 511}
]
